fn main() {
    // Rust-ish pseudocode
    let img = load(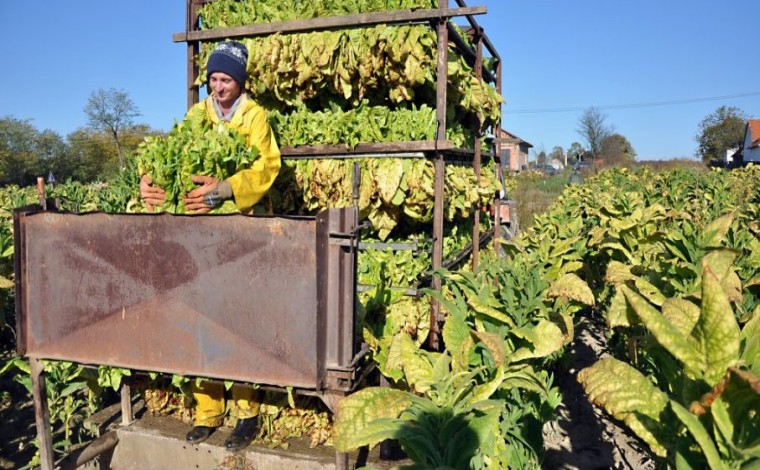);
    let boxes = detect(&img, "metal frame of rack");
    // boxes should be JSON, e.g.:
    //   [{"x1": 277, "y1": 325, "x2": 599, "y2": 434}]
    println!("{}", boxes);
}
[{"x1": 175, "y1": 0, "x2": 503, "y2": 351}]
